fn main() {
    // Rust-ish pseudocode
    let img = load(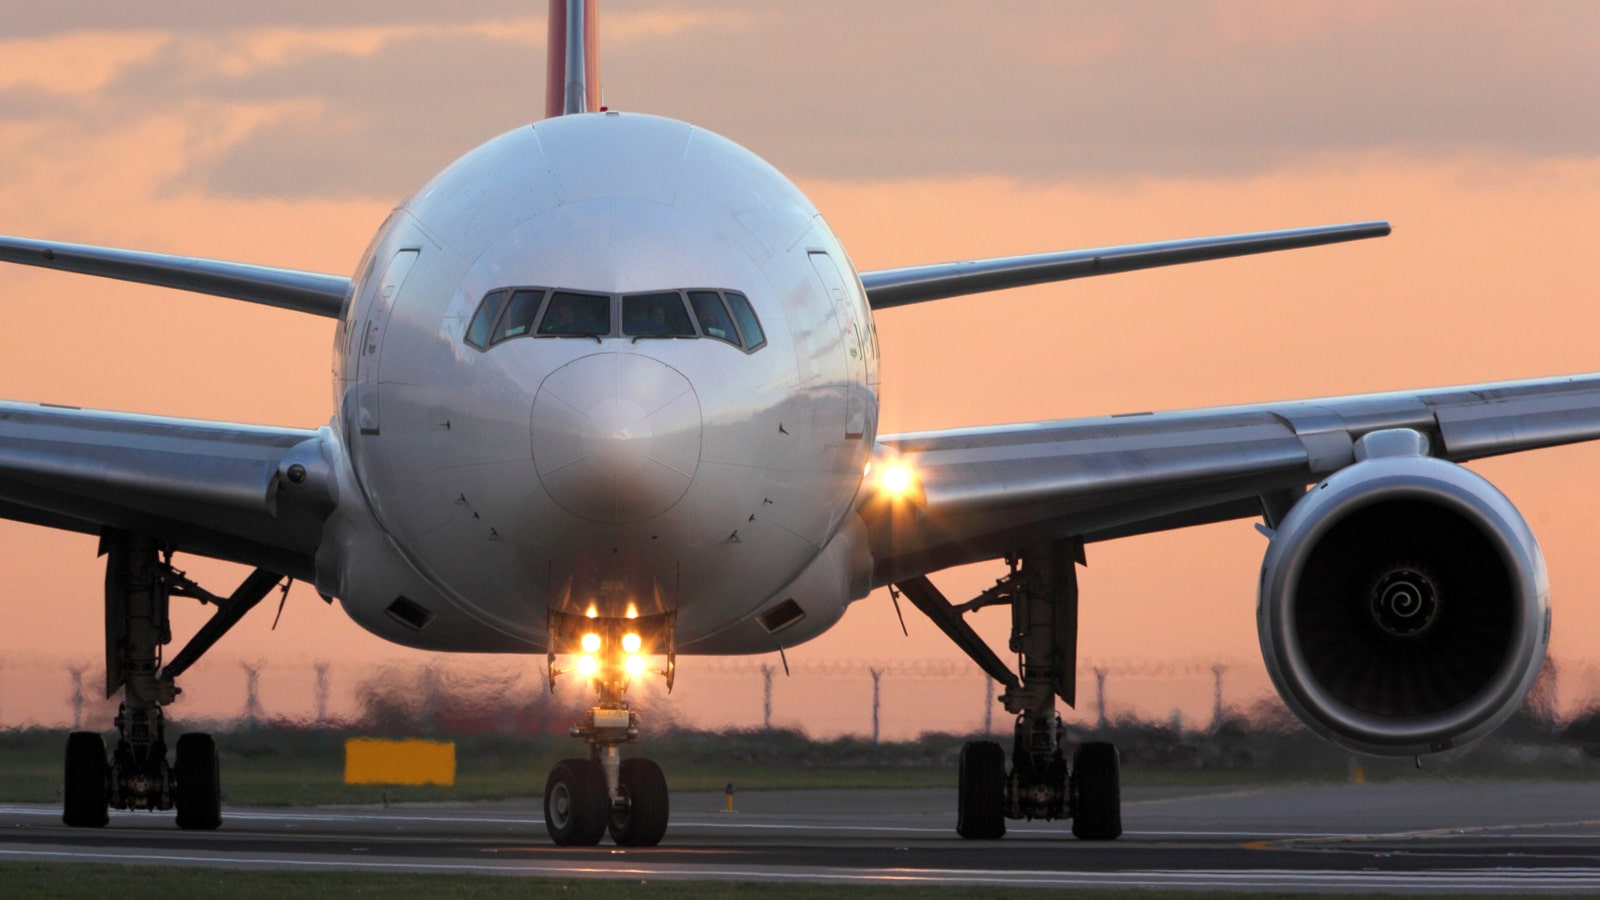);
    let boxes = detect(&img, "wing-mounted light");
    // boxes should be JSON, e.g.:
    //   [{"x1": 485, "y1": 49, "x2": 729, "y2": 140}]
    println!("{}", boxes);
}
[
  {"x1": 857, "y1": 445, "x2": 926, "y2": 522},
  {"x1": 546, "y1": 607, "x2": 676, "y2": 693}
]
